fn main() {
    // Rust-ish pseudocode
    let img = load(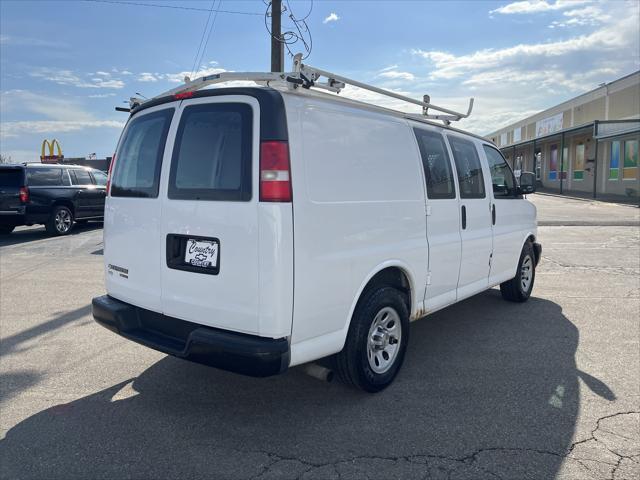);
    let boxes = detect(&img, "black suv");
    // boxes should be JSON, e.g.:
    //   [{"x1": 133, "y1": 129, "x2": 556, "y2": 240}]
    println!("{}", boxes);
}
[{"x1": 0, "y1": 164, "x2": 107, "y2": 235}]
